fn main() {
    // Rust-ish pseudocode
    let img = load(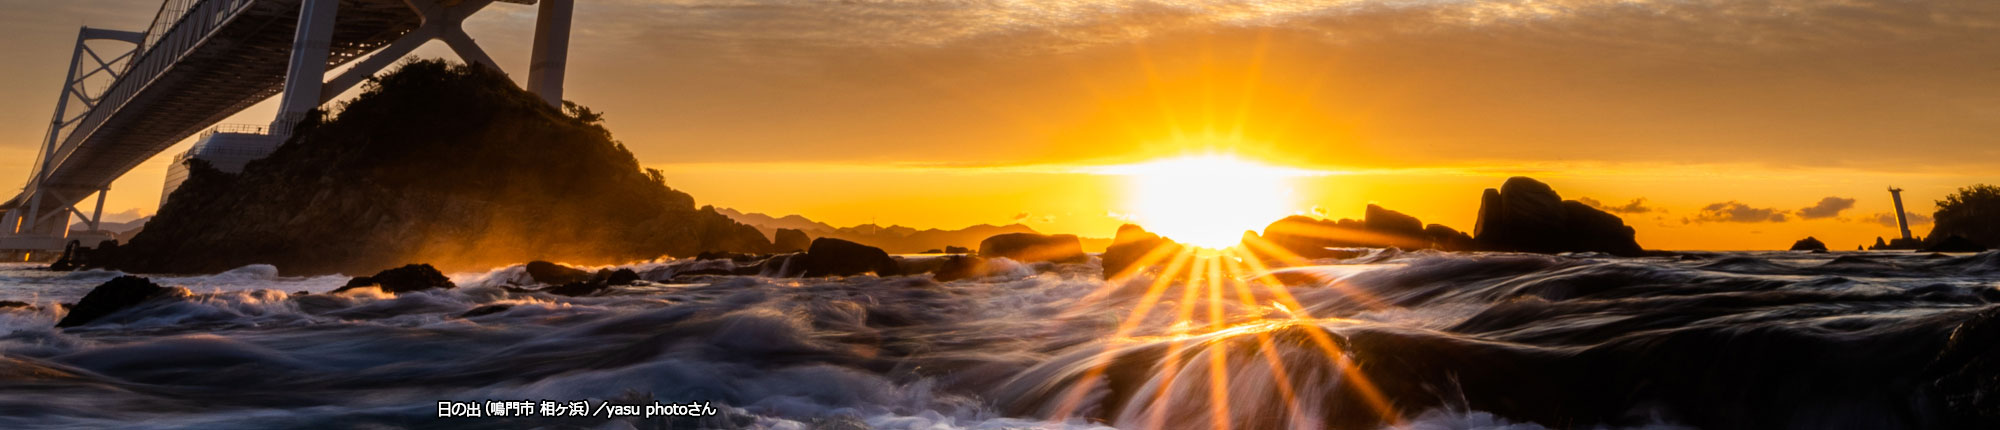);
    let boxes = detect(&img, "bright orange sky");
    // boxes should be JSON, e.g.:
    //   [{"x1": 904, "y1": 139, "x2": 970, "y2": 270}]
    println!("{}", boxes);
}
[{"x1": 2, "y1": 0, "x2": 1996, "y2": 250}]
